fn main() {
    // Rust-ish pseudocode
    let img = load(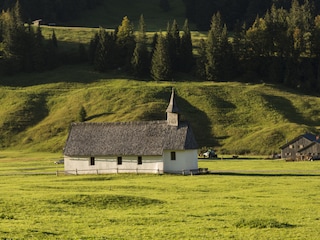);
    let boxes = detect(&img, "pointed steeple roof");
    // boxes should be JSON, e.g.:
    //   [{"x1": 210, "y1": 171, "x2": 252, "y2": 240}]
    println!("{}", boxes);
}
[{"x1": 166, "y1": 88, "x2": 179, "y2": 113}]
